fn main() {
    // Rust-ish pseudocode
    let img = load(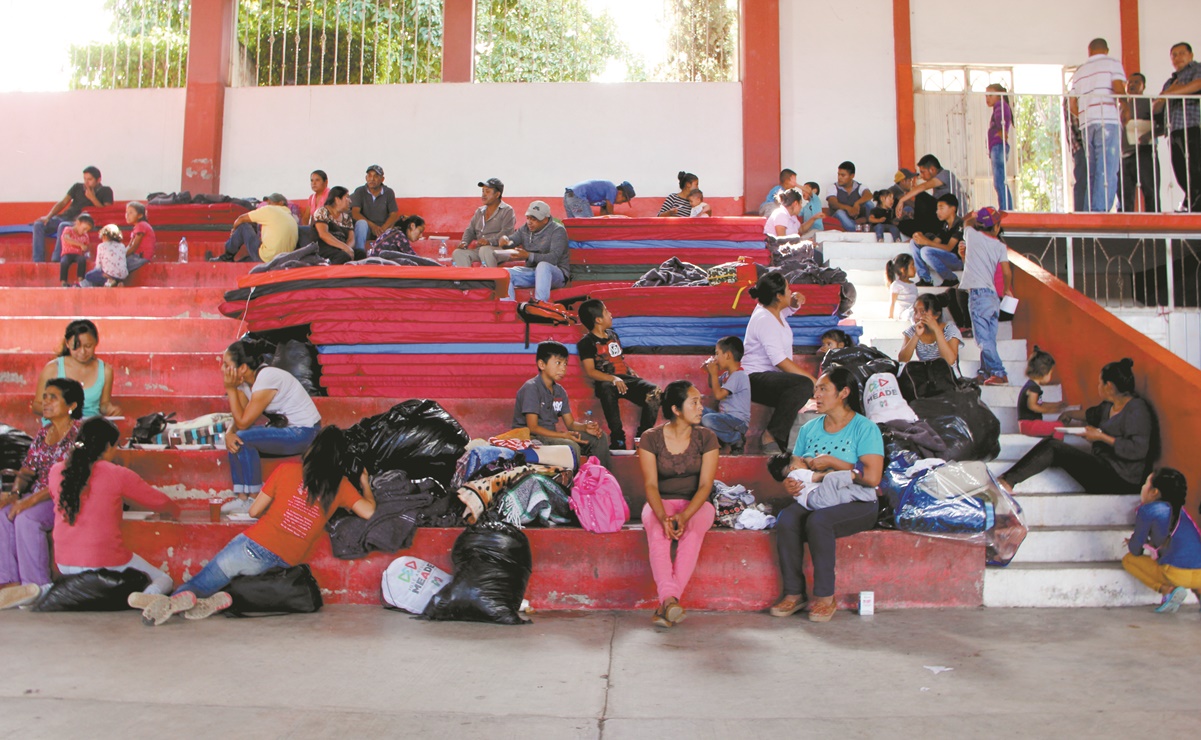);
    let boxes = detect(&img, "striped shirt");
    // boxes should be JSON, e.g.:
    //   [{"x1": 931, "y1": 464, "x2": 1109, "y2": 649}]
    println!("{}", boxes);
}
[
  {"x1": 1071, "y1": 53, "x2": 1126, "y2": 126},
  {"x1": 658, "y1": 193, "x2": 693, "y2": 217}
]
